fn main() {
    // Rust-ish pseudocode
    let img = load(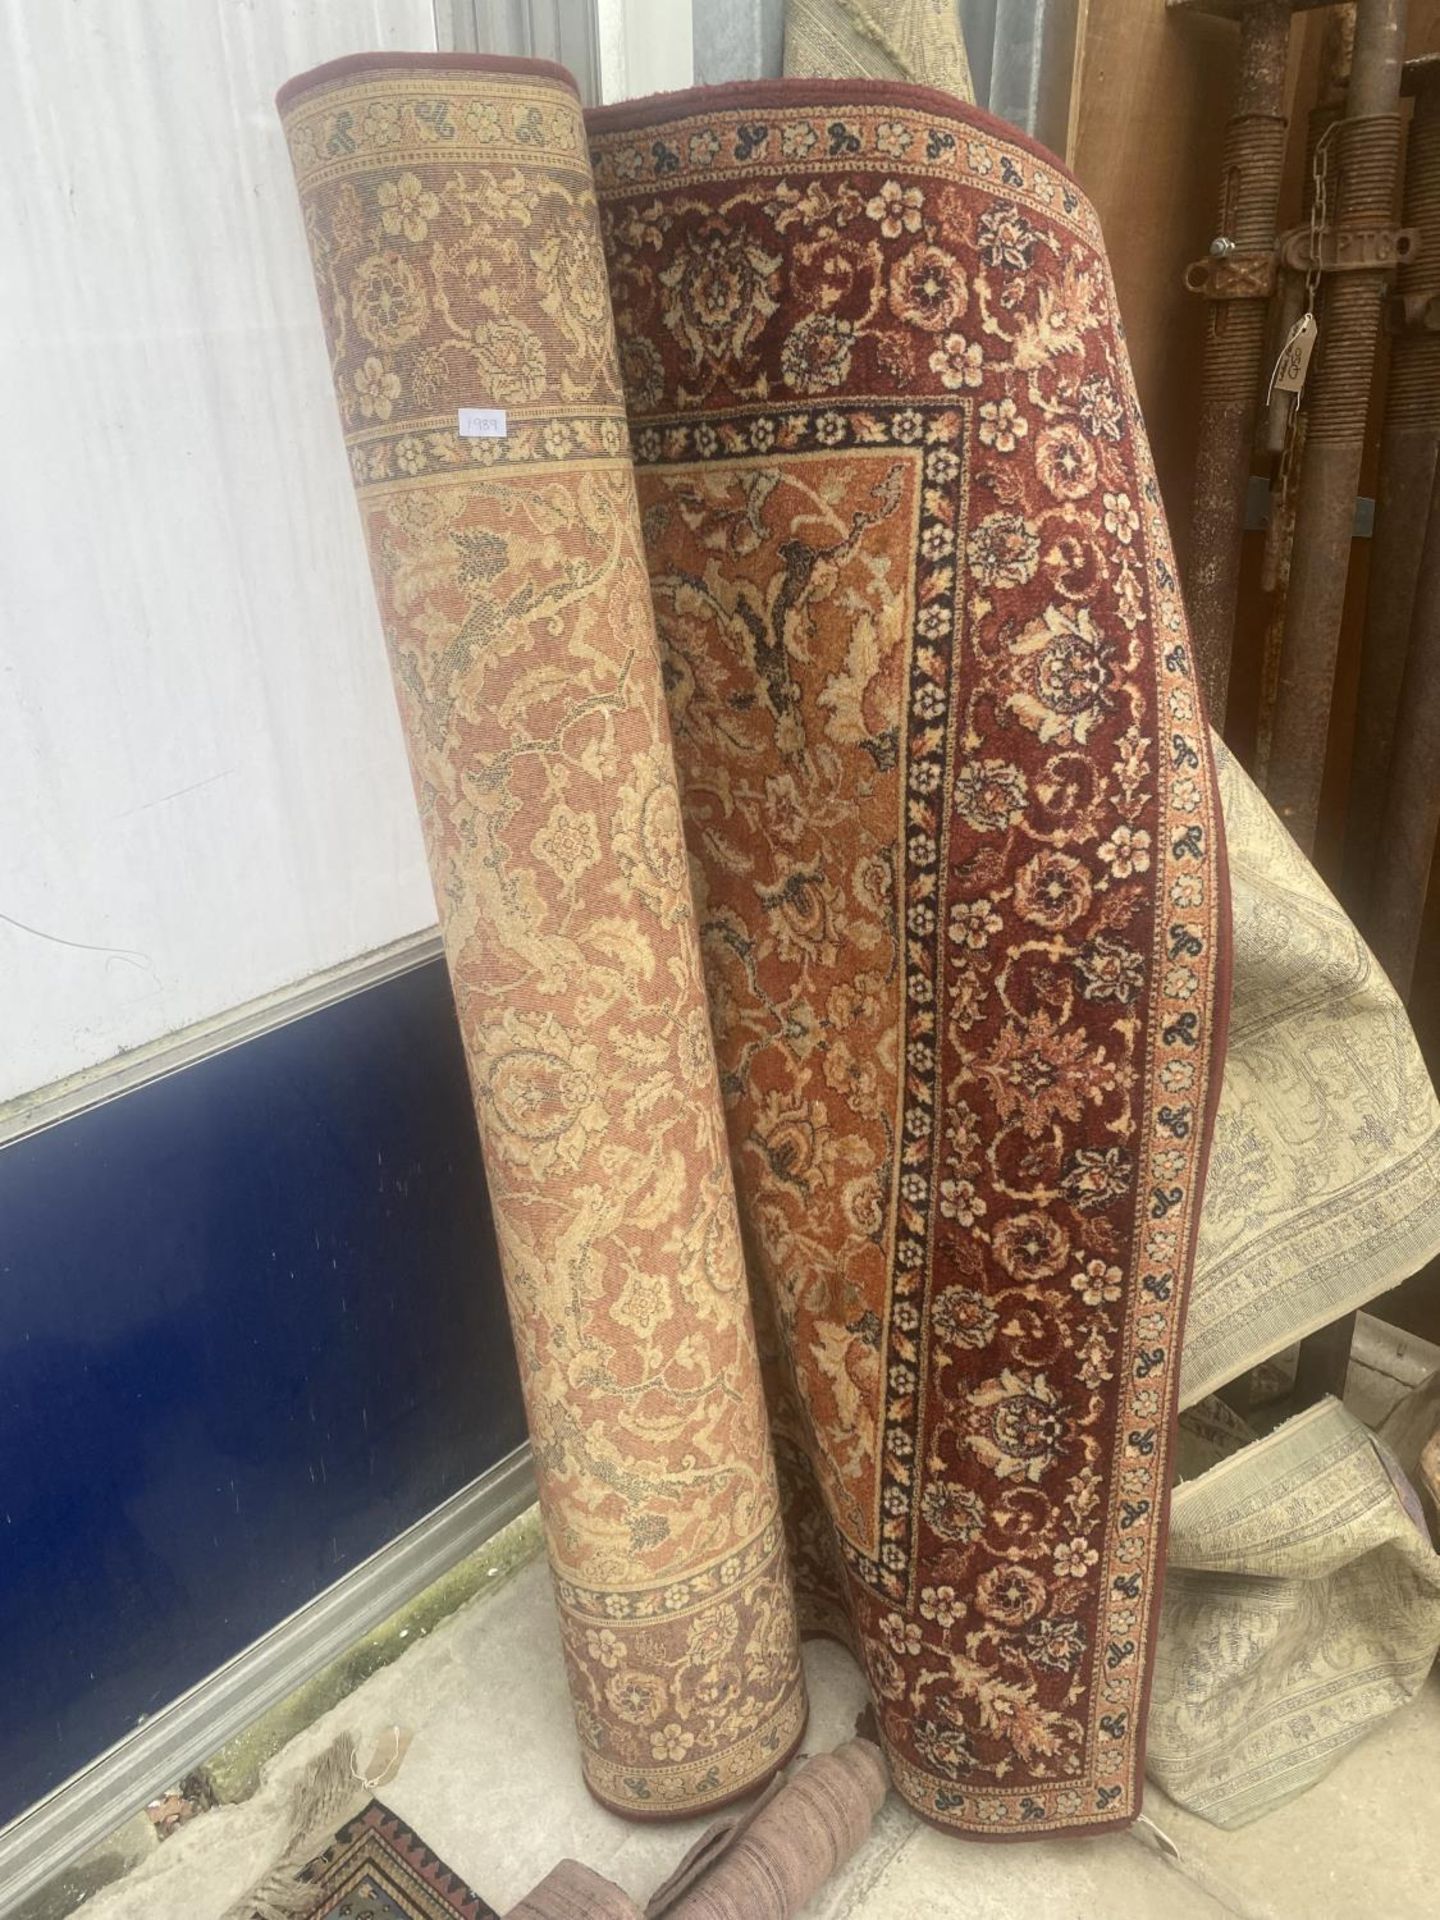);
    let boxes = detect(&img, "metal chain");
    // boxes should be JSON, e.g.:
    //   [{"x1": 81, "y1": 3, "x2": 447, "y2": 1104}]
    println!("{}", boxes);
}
[
  {"x1": 1262, "y1": 116, "x2": 1342, "y2": 653},
  {"x1": 1305, "y1": 119, "x2": 1341, "y2": 315},
  {"x1": 1267, "y1": 120, "x2": 1340, "y2": 409}
]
